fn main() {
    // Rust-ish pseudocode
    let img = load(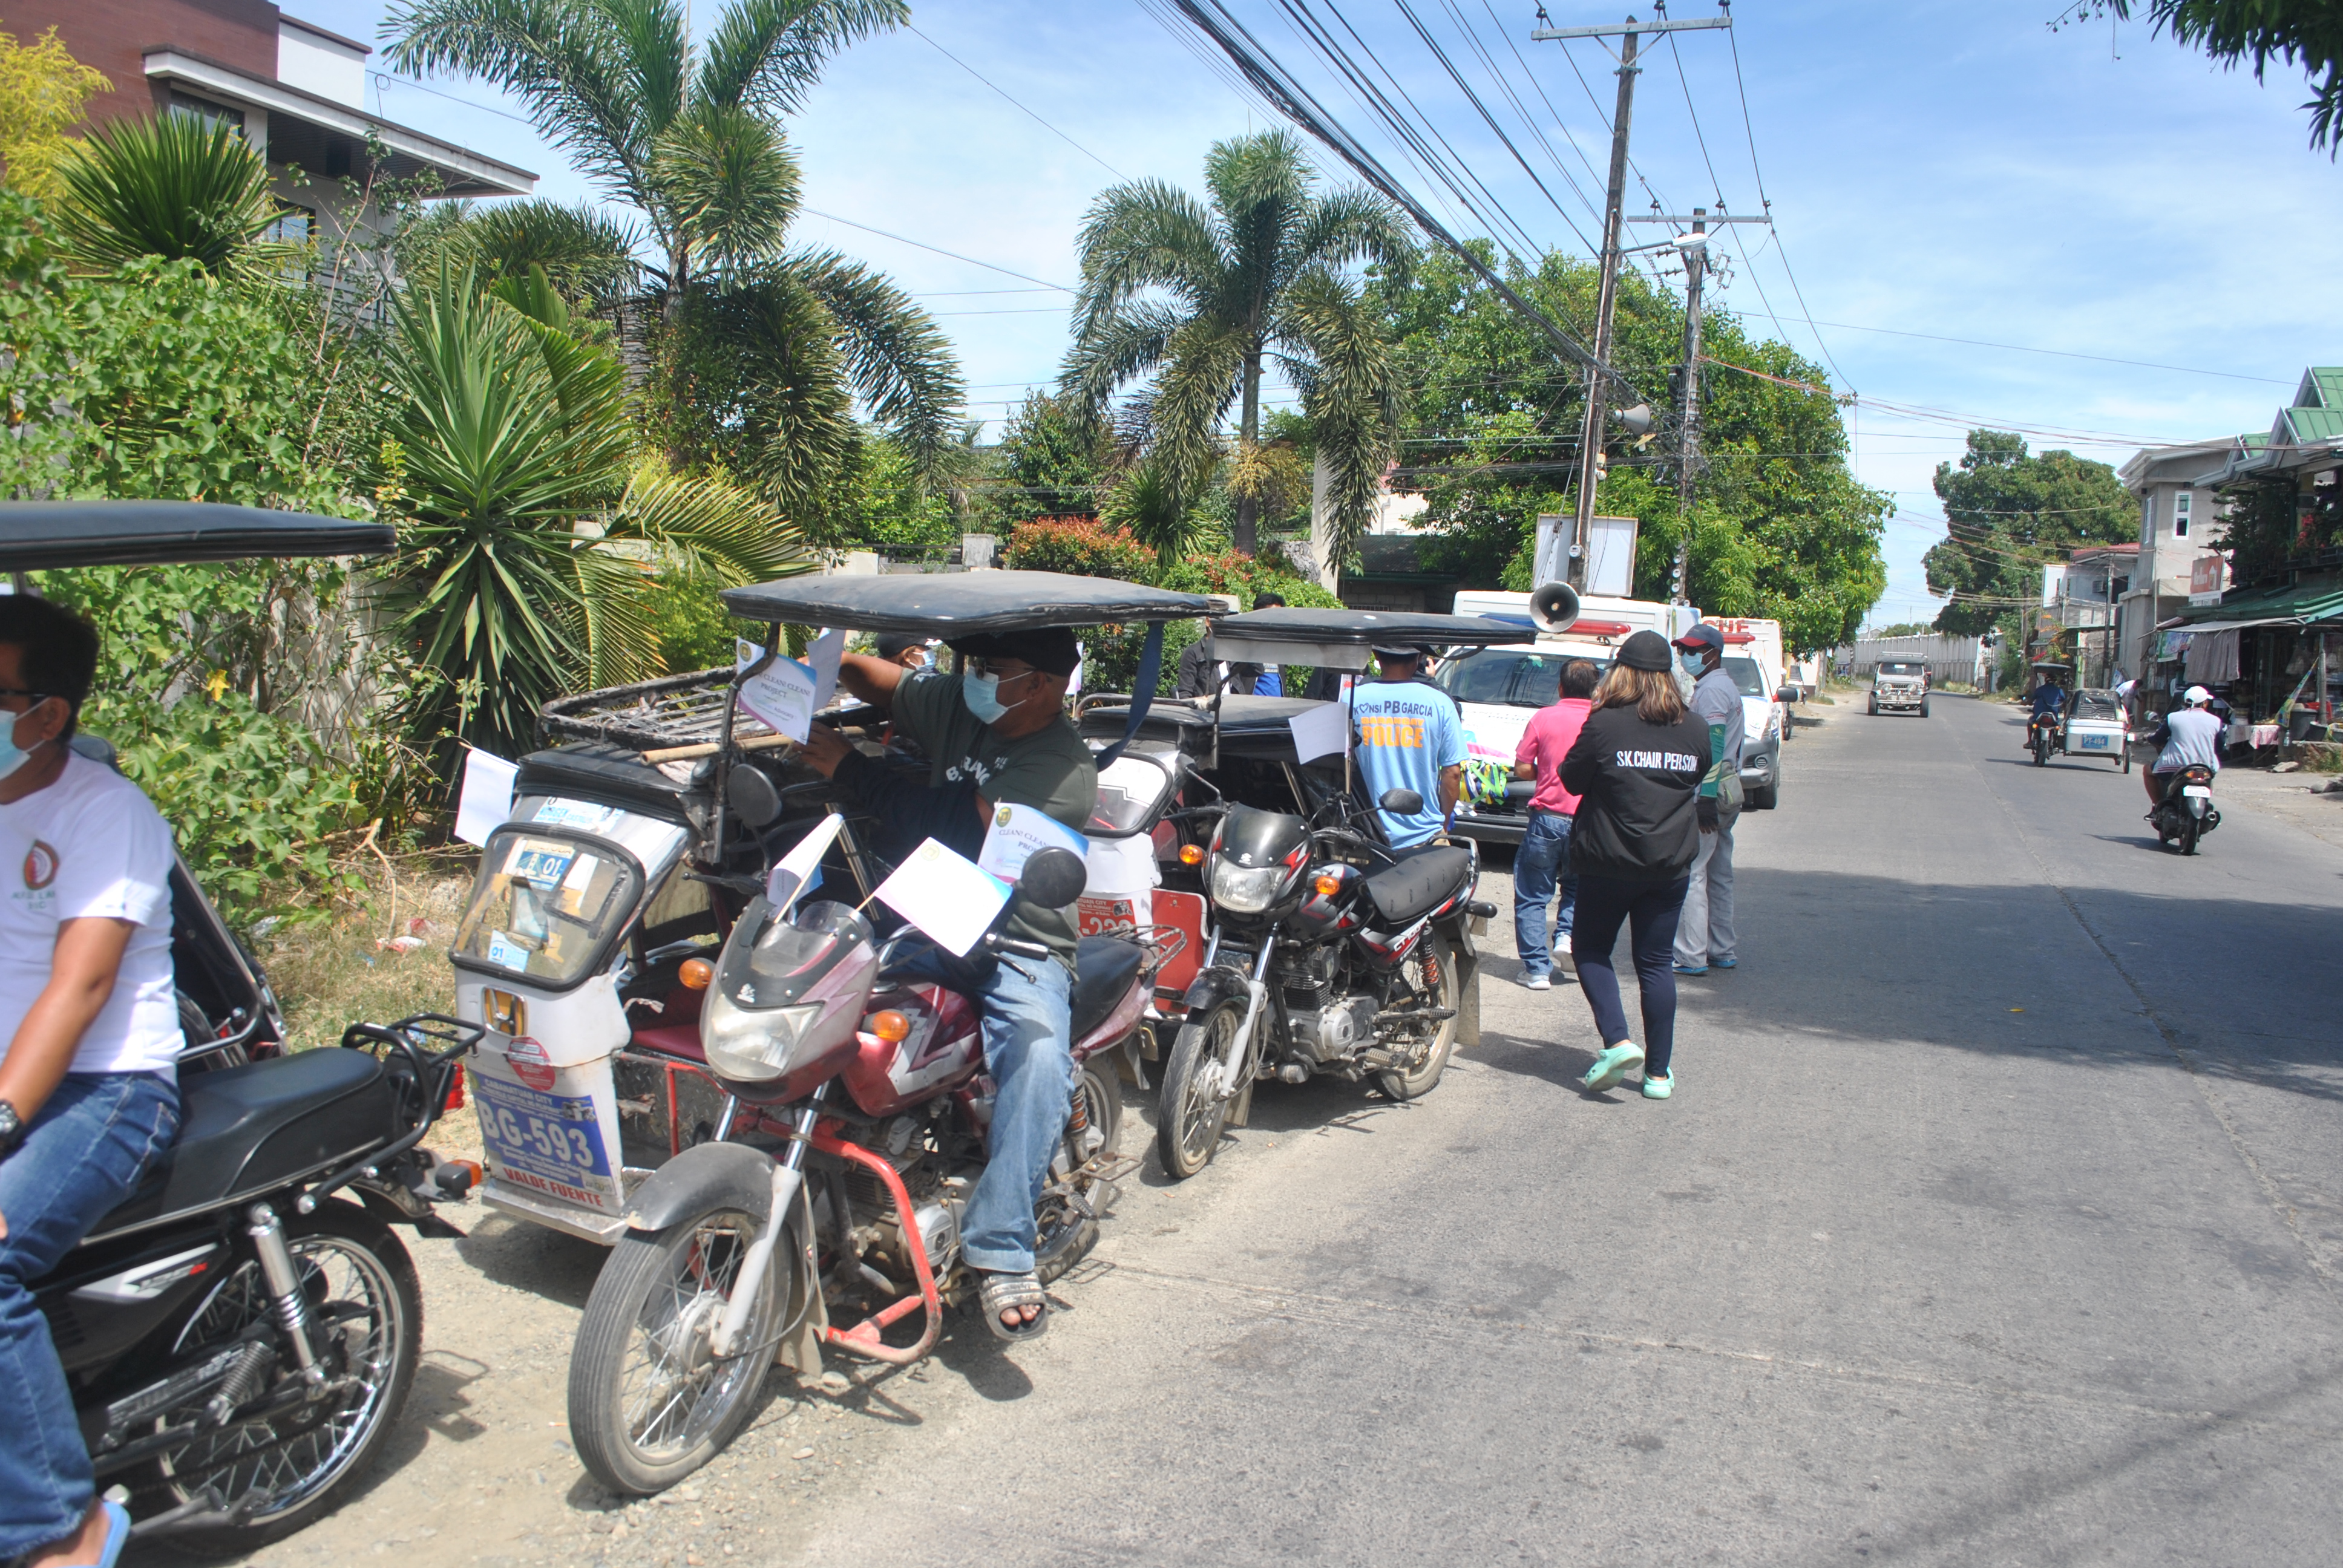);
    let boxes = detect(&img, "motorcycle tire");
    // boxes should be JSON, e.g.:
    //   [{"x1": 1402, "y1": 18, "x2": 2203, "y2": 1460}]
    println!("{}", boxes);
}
[
  {"x1": 2122, "y1": 748, "x2": 2132, "y2": 774},
  {"x1": 1919, "y1": 698, "x2": 1930, "y2": 719},
  {"x1": 1867, "y1": 694, "x2": 1878, "y2": 716},
  {"x1": 145, "y1": 1201, "x2": 421, "y2": 1553},
  {"x1": 1156, "y1": 1000, "x2": 1245, "y2": 1180},
  {"x1": 569, "y1": 1207, "x2": 782, "y2": 1496},
  {"x1": 1374, "y1": 932, "x2": 1461, "y2": 1102},
  {"x1": 2180, "y1": 818, "x2": 2201, "y2": 857},
  {"x1": 1075, "y1": 1057, "x2": 1124, "y2": 1163}
]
